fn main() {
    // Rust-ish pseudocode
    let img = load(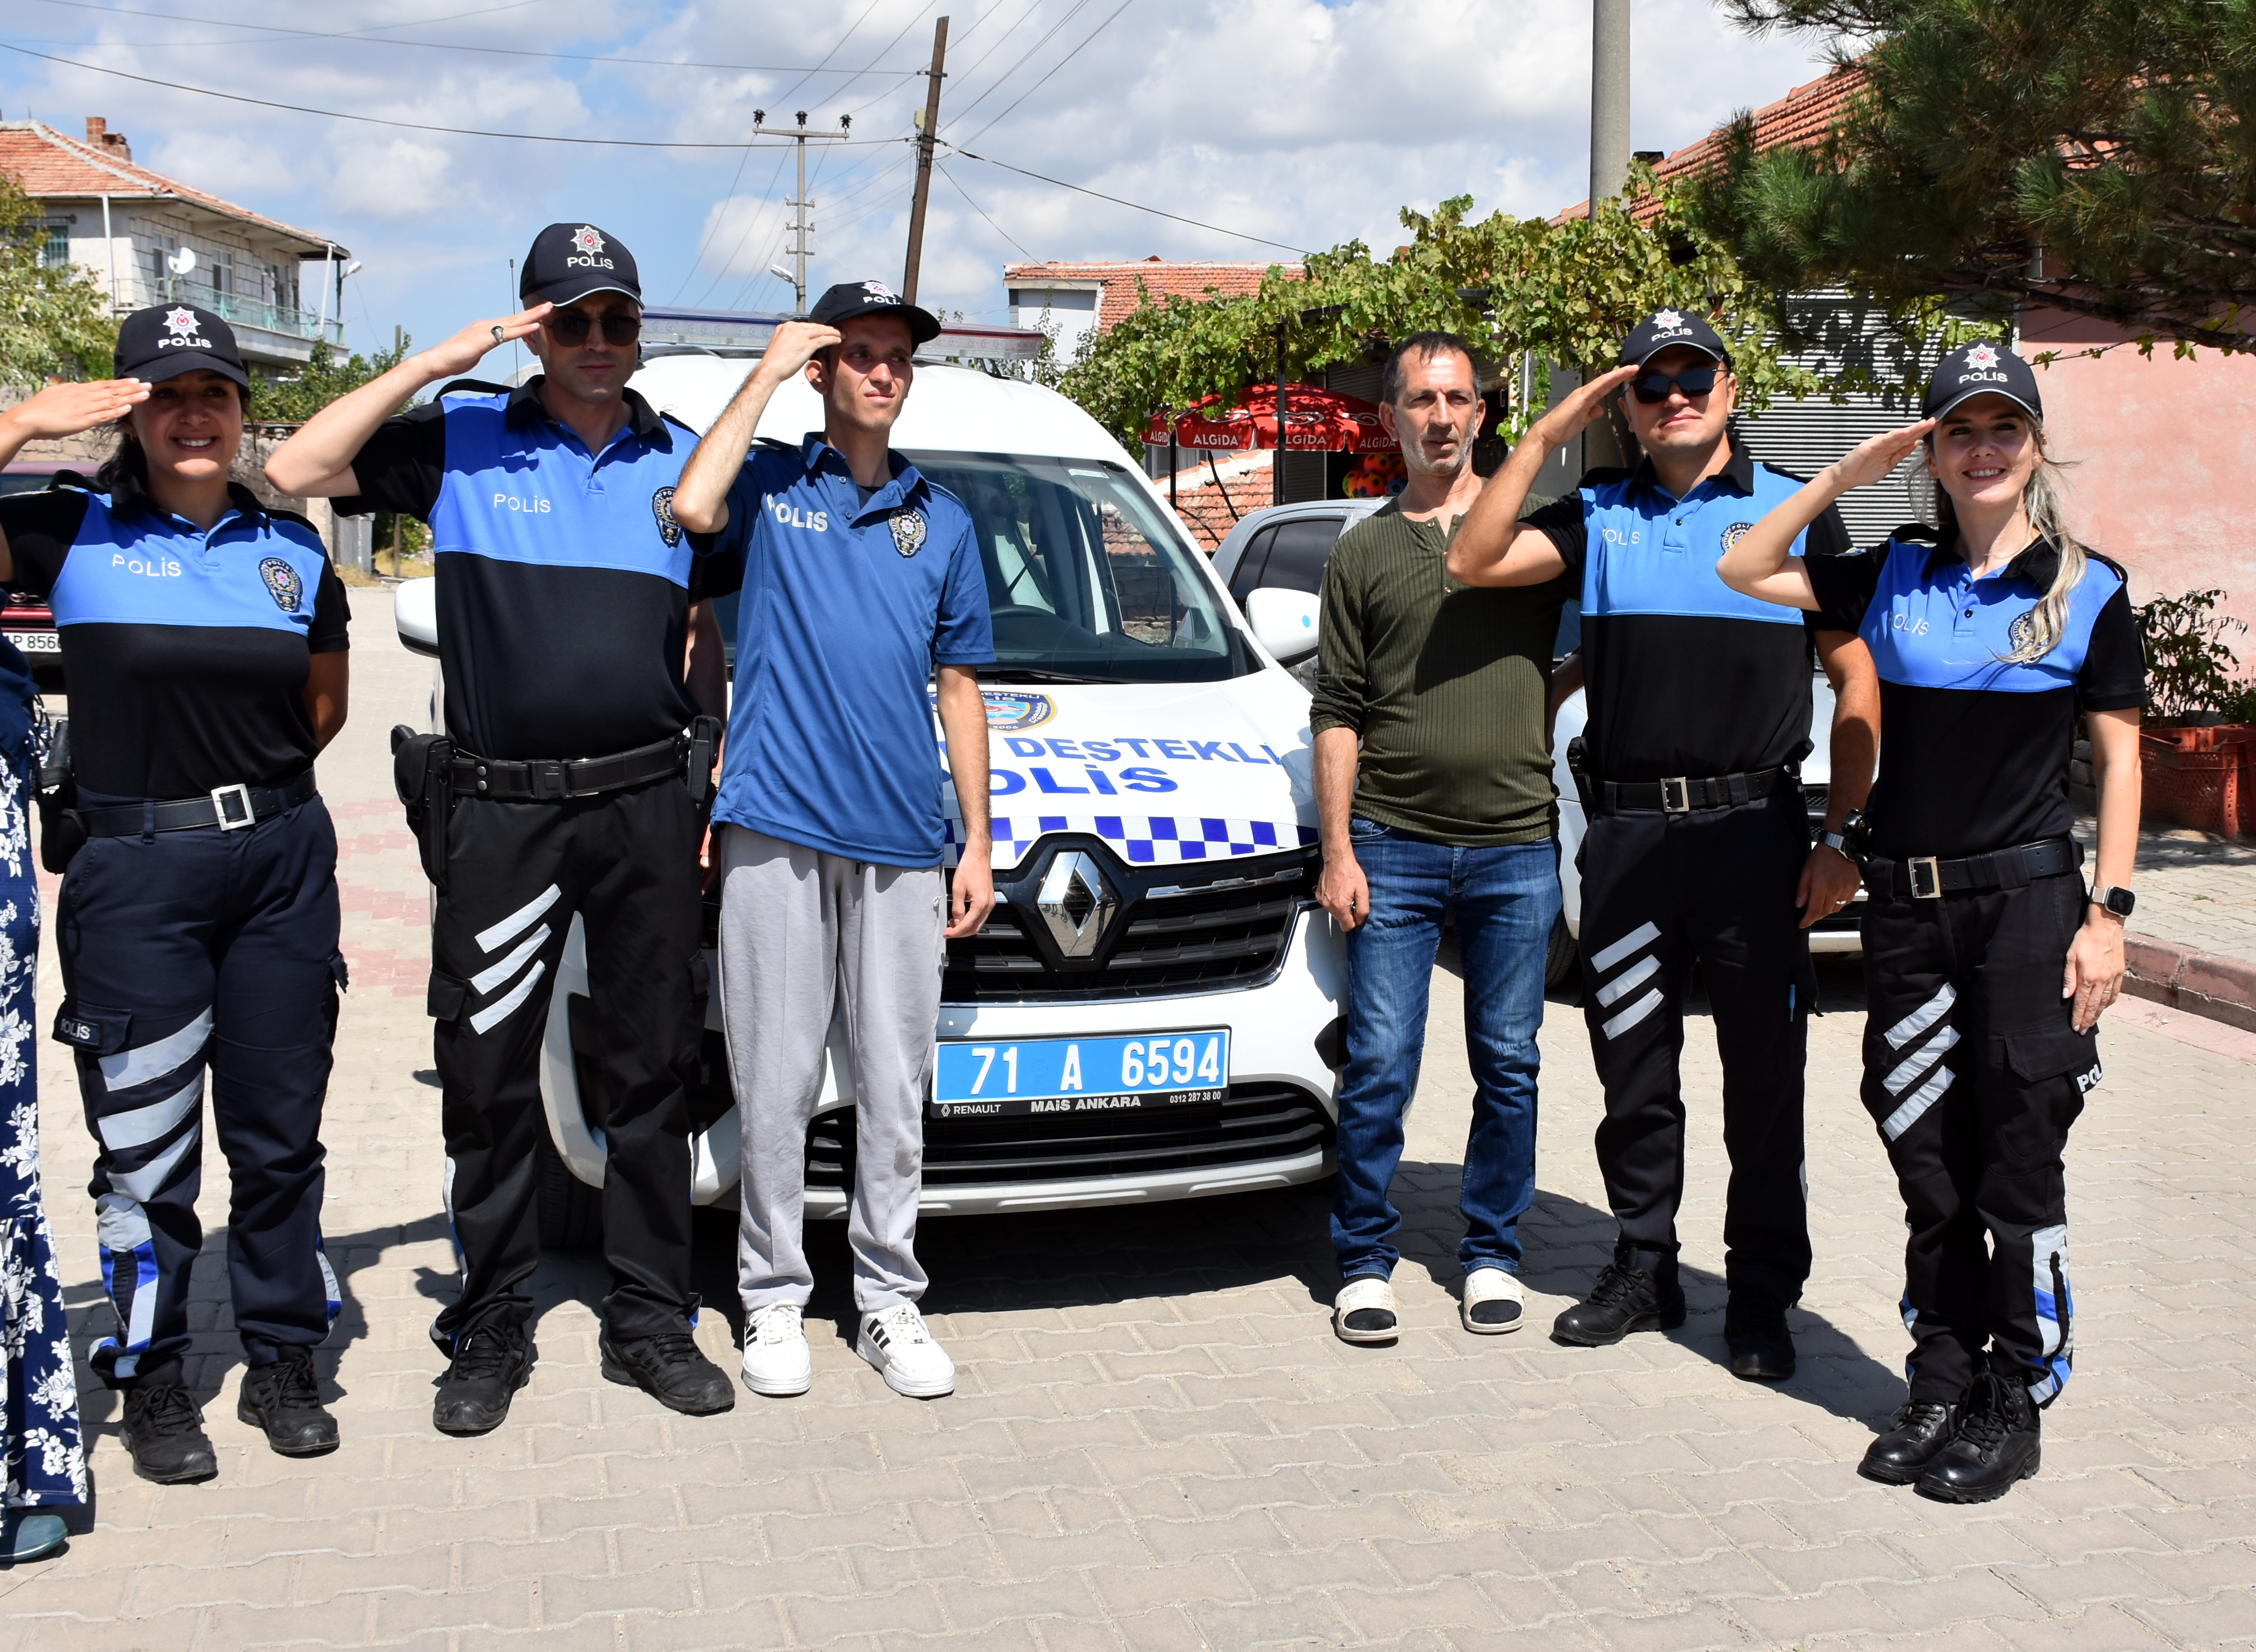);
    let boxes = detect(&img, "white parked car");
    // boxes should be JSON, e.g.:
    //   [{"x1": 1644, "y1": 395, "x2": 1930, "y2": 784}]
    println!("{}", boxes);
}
[
  {"x1": 398, "y1": 352, "x2": 1351, "y2": 1243},
  {"x1": 1207, "y1": 500, "x2": 1867, "y2": 992}
]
